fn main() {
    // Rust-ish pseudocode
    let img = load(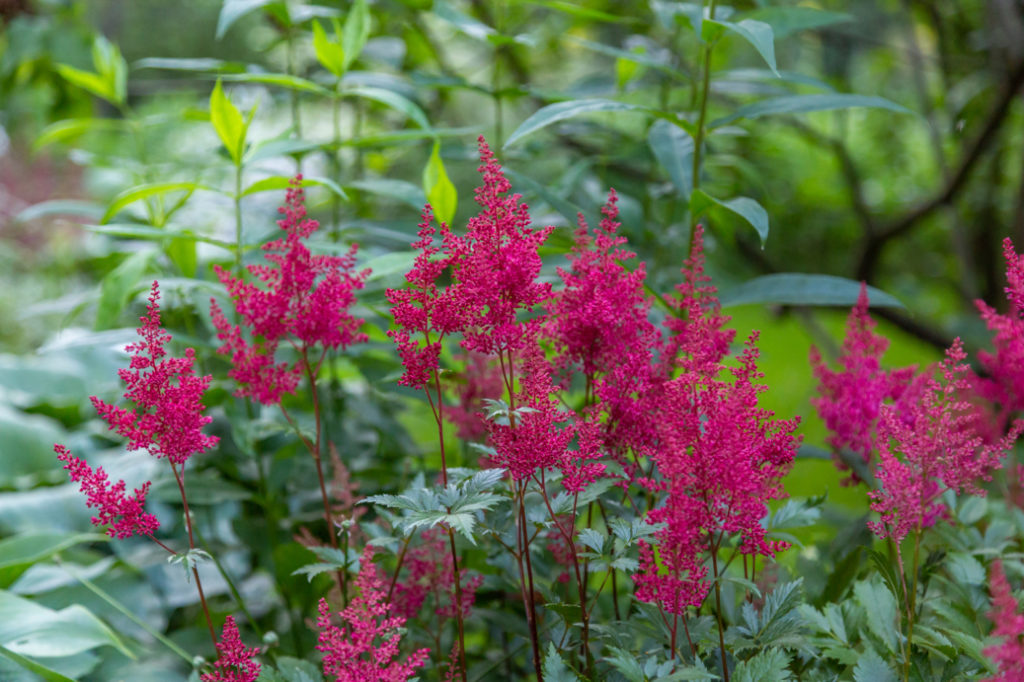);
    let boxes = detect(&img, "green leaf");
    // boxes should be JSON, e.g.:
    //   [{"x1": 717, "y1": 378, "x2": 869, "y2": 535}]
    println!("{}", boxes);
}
[
  {"x1": 0, "y1": 646, "x2": 76, "y2": 682},
  {"x1": 275, "y1": 656, "x2": 324, "y2": 682},
  {"x1": 747, "y1": 7, "x2": 852, "y2": 39},
  {"x1": 34, "y1": 118, "x2": 122, "y2": 150},
  {"x1": 689, "y1": 189, "x2": 769, "y2": 245},
  {"x1": 577, "y1": 528, "x2": 605, "y2": 554},
  {"x1": 15, "y1": 200, "x2": 104, "y2": 224},
  {"x1": 102, "y1": 181, "x2": 210, "y2": 224},
  {"x1": 55, "y1": 65, "x2": 115, "y2": 104},
  {"x1": 55, "y1": 36, "x2": 126, "y2": 106},
  {"x1": 946, "y1": 552, "x2": 985, "y2": 586},
  {"x1": 342, "y1": 0, "x2": 370, "y2": 72},
  {"x1": 0, "y1": 589, "x2": 132, "y2": 658},
  {"x1": 854, "y1": 579, "x2": 900, "y2": 654},
  {"x1": 347, "y1": 179, "x2": 426, "y2": 211},
  {"x1": 542, "y1": 641, "x2": 581, "y2": 681},
  {"x1": 95, "y1": 249, "x2": 155, "y2": 330},
  {"x1": 423, "y1": 142, "x2": 457, "y2": 226},
  {"x1": 221, "y1": 72, "x2": 330, "y2": 95},
  {"x1": 242, "y1": 175, "x2": 348, "y2": 200},
  {"x1": 210, "y1": 78, "x2": 247, "y2": 165},
  {"x1": 852, "y1": 647, "x2": 897, "y2": 682},
  {"x1": 0, "y1": 532, "x2": 107, "y2": 588},
  {"x1": 606, "y1": 646, "x2": 645, "y2": 682},
  {"x1": 711, "y1": 19, "x2": 777, "y2": 76},
  {"x1": 720, "y1": 274, "x2": 904, "y2": 308},
  {"x1": 344, "y1": 86, "x2": 429, "y2": 128},
  {"x1": 216, "y1": 0, "x2": 275, "y2": 39},
  {"x1": 503, "y1": 167, "x2": 598, "y2": 229},
  {"x1": 312, "y1": 20, "x2": 346, "y2": 78},
  {"x1": 732, "y1": 648, "x2": 791, "y2": 682},
  {"x1": 648, "y1": 119, "x2": 694, "y2": 198},
  {"x1": 504, "y1": 99, "x2": 651, "y2": 147},
  {"x1": 710, "y1": 94, "x2": 914, "y2": 128}
]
